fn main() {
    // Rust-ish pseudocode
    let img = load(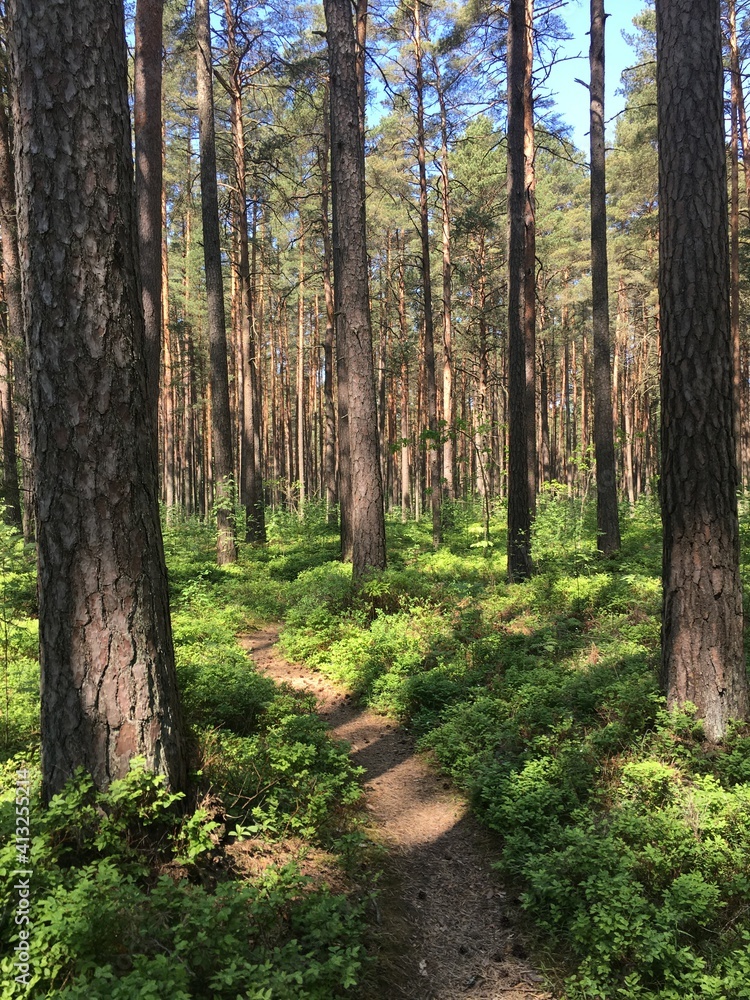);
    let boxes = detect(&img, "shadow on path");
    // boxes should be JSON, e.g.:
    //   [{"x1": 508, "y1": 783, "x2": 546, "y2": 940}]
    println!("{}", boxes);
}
[{"x1": 241, "y1": 627, "x2": 557, "y2": 1000}]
